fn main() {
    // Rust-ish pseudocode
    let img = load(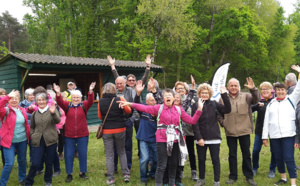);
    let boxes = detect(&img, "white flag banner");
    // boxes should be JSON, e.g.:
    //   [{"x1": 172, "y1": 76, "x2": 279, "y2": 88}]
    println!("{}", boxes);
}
[{"x1": 210, "y1": 62, "x2": 230, "y2": 101}]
